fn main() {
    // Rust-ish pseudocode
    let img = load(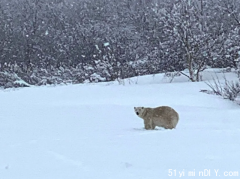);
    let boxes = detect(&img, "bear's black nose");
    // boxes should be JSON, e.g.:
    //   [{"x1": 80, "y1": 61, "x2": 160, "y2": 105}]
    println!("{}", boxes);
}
[{"x1": 136, "y1": 112, "x2": 139, "y2": 115}]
